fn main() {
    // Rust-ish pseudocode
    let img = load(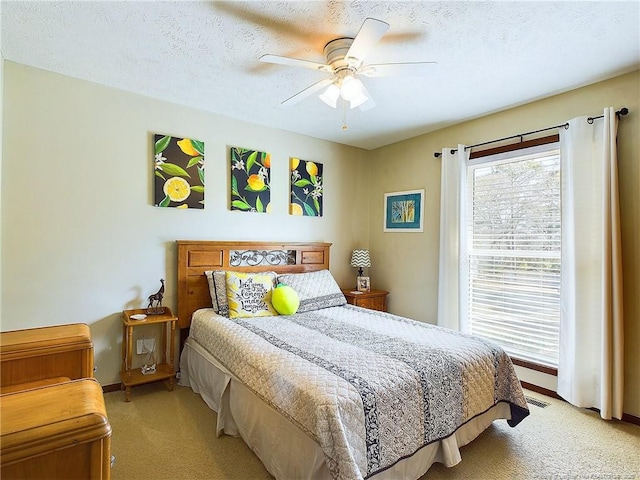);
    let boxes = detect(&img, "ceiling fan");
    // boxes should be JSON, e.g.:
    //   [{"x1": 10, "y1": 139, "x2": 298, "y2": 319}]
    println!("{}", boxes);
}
[{"x1": 260, "y1": 18, "x2": 437, "y2": 111}]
